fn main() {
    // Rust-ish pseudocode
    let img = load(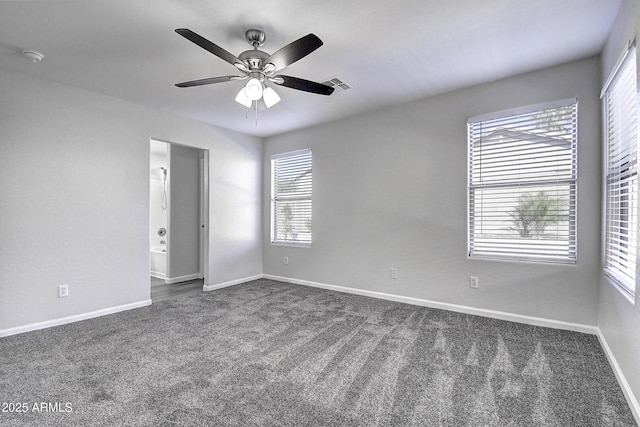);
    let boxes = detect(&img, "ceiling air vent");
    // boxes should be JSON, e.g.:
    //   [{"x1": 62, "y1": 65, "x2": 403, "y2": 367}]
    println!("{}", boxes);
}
[{"x1": 321, "y1": 76, "x2": 351, "y2": 92}]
